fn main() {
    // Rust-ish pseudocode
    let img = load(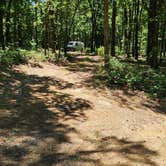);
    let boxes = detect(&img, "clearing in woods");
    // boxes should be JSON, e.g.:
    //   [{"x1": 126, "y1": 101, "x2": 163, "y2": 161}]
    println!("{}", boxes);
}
[{"x1": 0, "y1": 54, "x2": 166, "y2": 166}]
